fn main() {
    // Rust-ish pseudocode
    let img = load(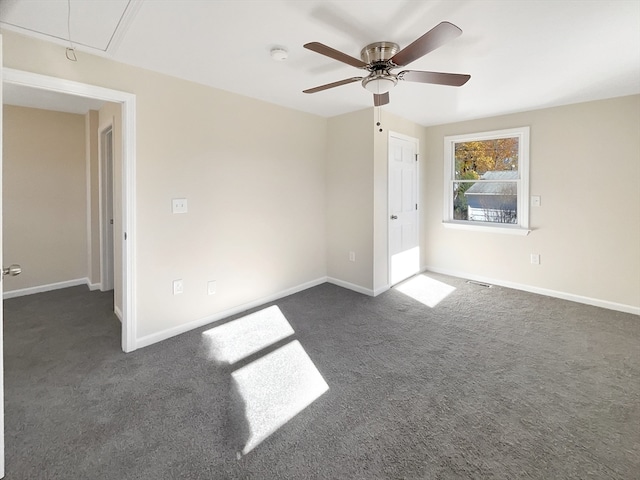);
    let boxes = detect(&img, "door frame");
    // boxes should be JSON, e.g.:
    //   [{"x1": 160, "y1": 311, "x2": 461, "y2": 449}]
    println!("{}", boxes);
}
[
  {"x1": 98, "y1": 122, "x2": 115, "y2": 292},
  {"x1": 2, "y1": 68, "x2": 137, "y2": 353},
  {"x1": 387, "y1": 131, "x2": 420, "y2": 287},
  {"x1": 1, "y1": 34, "x2": 5, "y2": 479}
]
